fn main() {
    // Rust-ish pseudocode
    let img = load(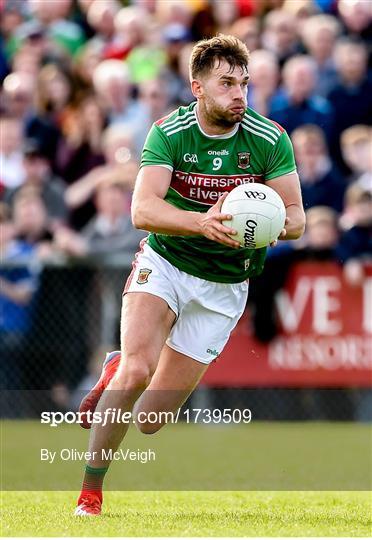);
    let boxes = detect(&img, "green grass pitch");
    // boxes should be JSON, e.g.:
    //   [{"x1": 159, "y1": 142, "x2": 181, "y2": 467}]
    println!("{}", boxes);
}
[
  {"x1": 1, "y1": 490, "x2": 371, "y2": 536},
  {"x1": 1, "y1": 420, "x2": 371, "y2": 536}
]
